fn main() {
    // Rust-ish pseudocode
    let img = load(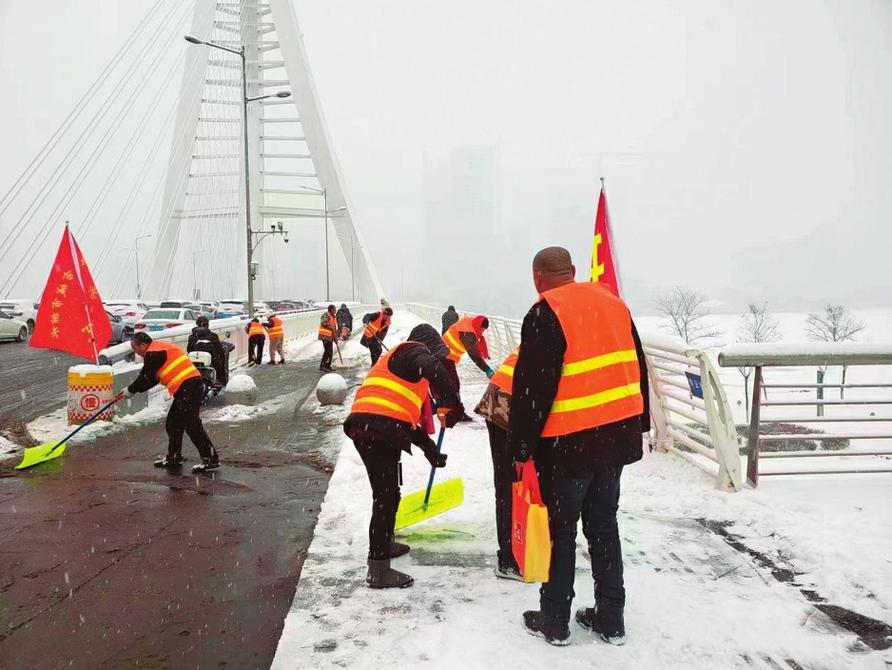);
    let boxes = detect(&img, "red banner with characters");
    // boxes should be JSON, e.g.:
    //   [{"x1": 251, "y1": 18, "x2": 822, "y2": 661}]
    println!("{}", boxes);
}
[{"x1": 29, "y1": 226, "x2": 111, "y2": 361}]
